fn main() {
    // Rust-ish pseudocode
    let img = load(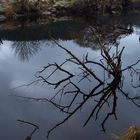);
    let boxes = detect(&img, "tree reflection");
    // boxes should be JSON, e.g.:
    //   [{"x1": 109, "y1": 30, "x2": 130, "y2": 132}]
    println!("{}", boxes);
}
[
  {"x1": 10, "y1": 22, "x2": 133, "y2": 63},
  {"x1": 8, "y1": 16, "x2": 140, "y2": 139},
  {"x1": 10, "y1": 23, "x2": 133, "y2": 62},
  {"x1": 15, "y1": 29, "x2": 140, "y2": 138},
  {"x1": 17, "y1": 120, "x2": 39, "y2": 140},
  {"x1": 12, "y1": 41, "x2": 42, "y2": 61},
  {"x1": 75, "y1": 23, "x2": 133, "y2": 48}
]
